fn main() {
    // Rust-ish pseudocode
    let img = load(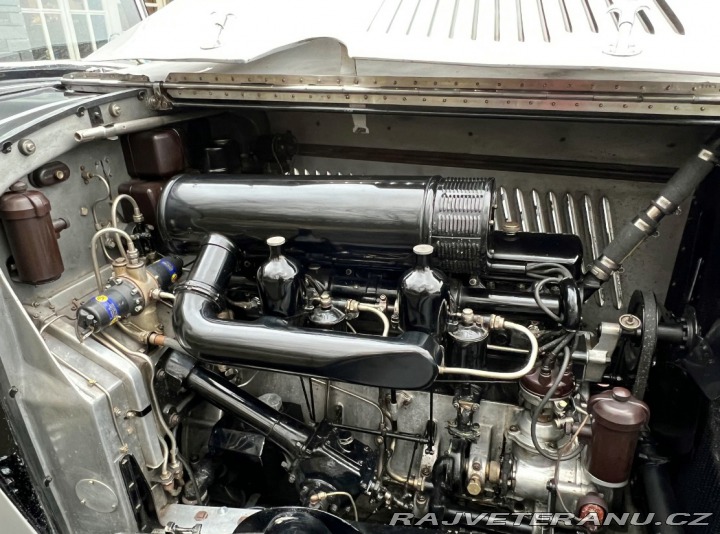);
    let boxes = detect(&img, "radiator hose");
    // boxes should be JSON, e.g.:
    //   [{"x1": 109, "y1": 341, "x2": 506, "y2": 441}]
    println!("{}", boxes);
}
[{"x1": 584, "y1": 131, "x2": 720, "y2": 294}]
